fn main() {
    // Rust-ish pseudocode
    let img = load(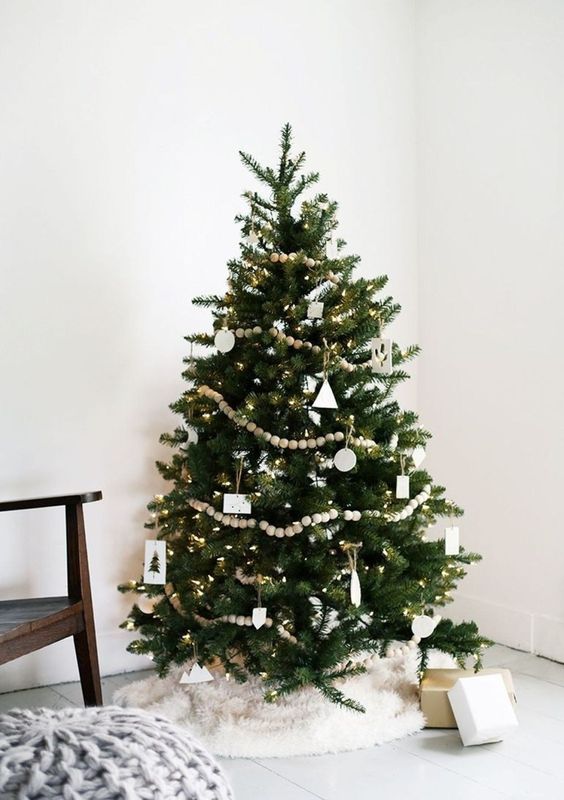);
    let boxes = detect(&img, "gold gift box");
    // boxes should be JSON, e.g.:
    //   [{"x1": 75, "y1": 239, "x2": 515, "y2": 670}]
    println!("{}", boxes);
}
[{"x1": 420, "y1": 668, "x2": 517, "y2": 728}]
